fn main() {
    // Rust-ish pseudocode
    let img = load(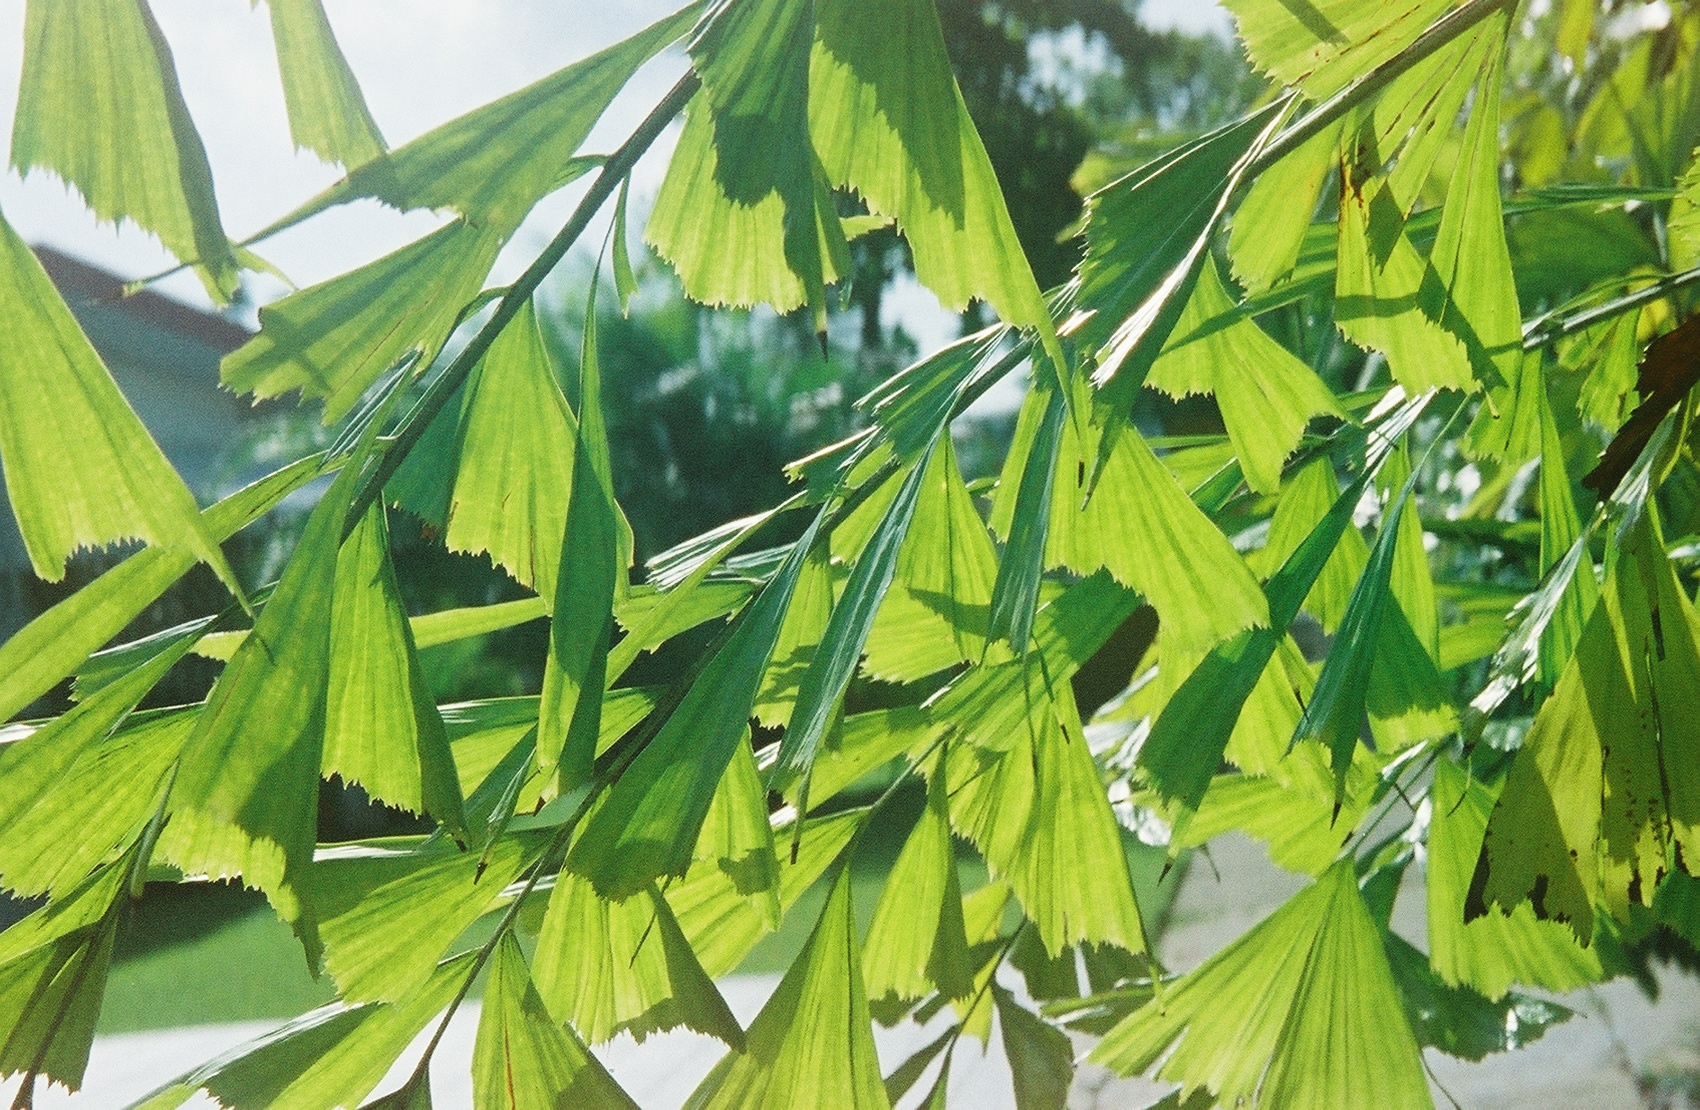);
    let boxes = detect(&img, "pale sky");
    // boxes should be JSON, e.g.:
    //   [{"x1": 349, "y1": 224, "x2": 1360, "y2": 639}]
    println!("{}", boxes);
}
[{"x1": 0, "y1": 0, "x2": 1230, "y2": 338}]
